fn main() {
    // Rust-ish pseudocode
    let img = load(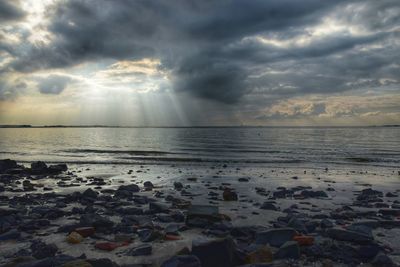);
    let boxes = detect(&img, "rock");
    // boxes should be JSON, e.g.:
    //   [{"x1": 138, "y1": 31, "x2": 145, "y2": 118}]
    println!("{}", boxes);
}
[
  {"x1": 138, "y1": 229, "x2": 162, "y2": 242},
  {"x1": 300, "y1": 190, "x2": 328, "y2": 198},
  {"x1": 143, "y1": 181, "x2": 154, "y2": 190},
  {"x1": 0, "y1": 159, "x2": 17, "y2": 172},
  {"x1": 255, "y1": 228, "x2": 296, "y2": 247},
  {"x1": 86, "y1": 258, "x2": 119, "y2": 267},
  {"x1": 95, "y1": 242, "x2": 125, "y2": 251},
  {"x1": 0, "y1": 228, "x2": 20, "y2": 241},
  {"x1": 114, "y1": 189, "x2": 132, "y2": 198},
  {"x1": 61, "y1": 260, "x2": 93, "y2": 267},
  {"x1": 243, "y1": 244, "x2": 273, "y2": 264},
  {"x1": 223, "y1": 189, "x2": 238, "y2": 201},
  {"x1": 260, "y1": 202, "x2": 278, "y2": 211},
  {"x1": 379, "y1": 209, "x2": 400, "y2": 216},
  {"x1": 273, "y1": 189, "x2": 293, "y2": 198},
  {"x1": 161, "y1": 255, "x2": 201, "y2": 267},
  {"x1": 114, "y1": 234, "x2": 133, "y2": 242},
  {"x1": 31, "y1": 161, "x2": 48, "y2": 174},
  {"x1": 357, "y1": 244, "x2": 382, "y2": 260},
  {"x1": 31, "y1": 242, "x2": 58, "y2": 259},
  {"x1": 82, "y1": 188, "x2": 98, "y2": 199},
  {"x1": 117, "y1": 184, "x2": 140, "y2": 192},
  {"x1": 186, "y1": 205, "x2": 220, "y2": 227},
  {"x1": 275, "y1": 241, "x2": 300, "y2": 259},
  {"x1": 371, "y1": 252, "x2": 395, "y2": 267},
  {"x1": 126, "y1": 244, "x2": 152, "y2": 256},
  {"x1": 117, "y1": 207, "x2": 143, "y2": 215},
  {"x1": 357, "y1": 188, "x2": 383, "y2": 201},
  {"x1": 287, "y1": 217, "x2": 307, "y2": 233},
  {"x1": 386, "y1": 192, "x2": 398, "y2": 197},
  {"x1": 293, "y1": 235, "x2": 314, "y2": 246},
  {"x1": 192, "y1": 237, "x2": 241, "y2": 267},
  {"x1": 320, "y1": 219, "x2": 334, "y2": 228},
  {"x1": 174, "y1": 182, "x2": 184, "y2": 190},
  {"x1": 326, "y1": 228, "x2": 372, "y2": 243},
  {"x1": 80, "y1": 214, "x2": 114, "y2": 229},
  {"x1": 48, "y1": 164, "x2": 68, "y2": 174},
  {"x1": 74, "y1": 227, "x2": 95, "y2": 238},
  {"x1": 149, "y1": 202, "x2": 170, "y2": 213},
  {"x1": 67, "y1": 232, "x2": 84, "y2": 244}
]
